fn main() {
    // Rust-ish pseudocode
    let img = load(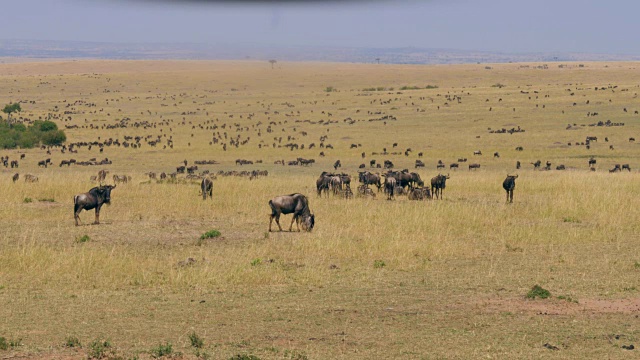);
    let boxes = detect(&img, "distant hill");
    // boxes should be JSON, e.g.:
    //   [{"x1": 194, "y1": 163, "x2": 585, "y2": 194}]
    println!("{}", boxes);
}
[{"x1": 1, "y1": 39, "x2": 639, "y2": 64}]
